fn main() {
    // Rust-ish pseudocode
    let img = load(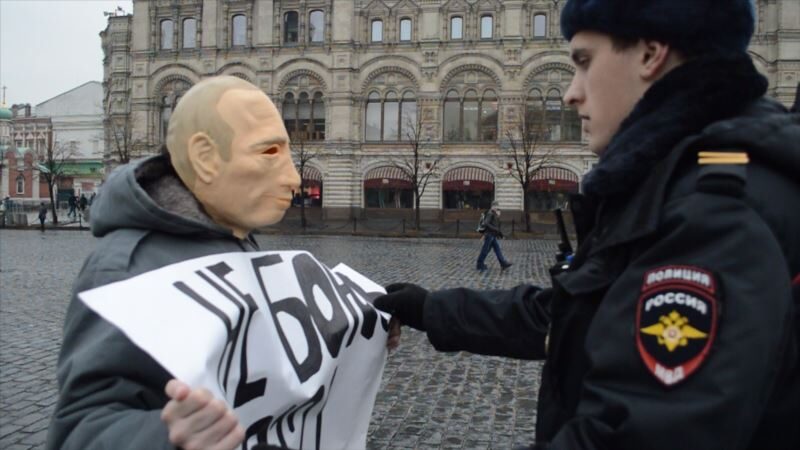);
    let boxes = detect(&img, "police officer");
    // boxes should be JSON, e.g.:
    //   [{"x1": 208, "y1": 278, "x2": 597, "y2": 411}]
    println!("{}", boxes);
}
[{"x1": 374, "y1": 0, "x2": 800, "y2": 448}]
